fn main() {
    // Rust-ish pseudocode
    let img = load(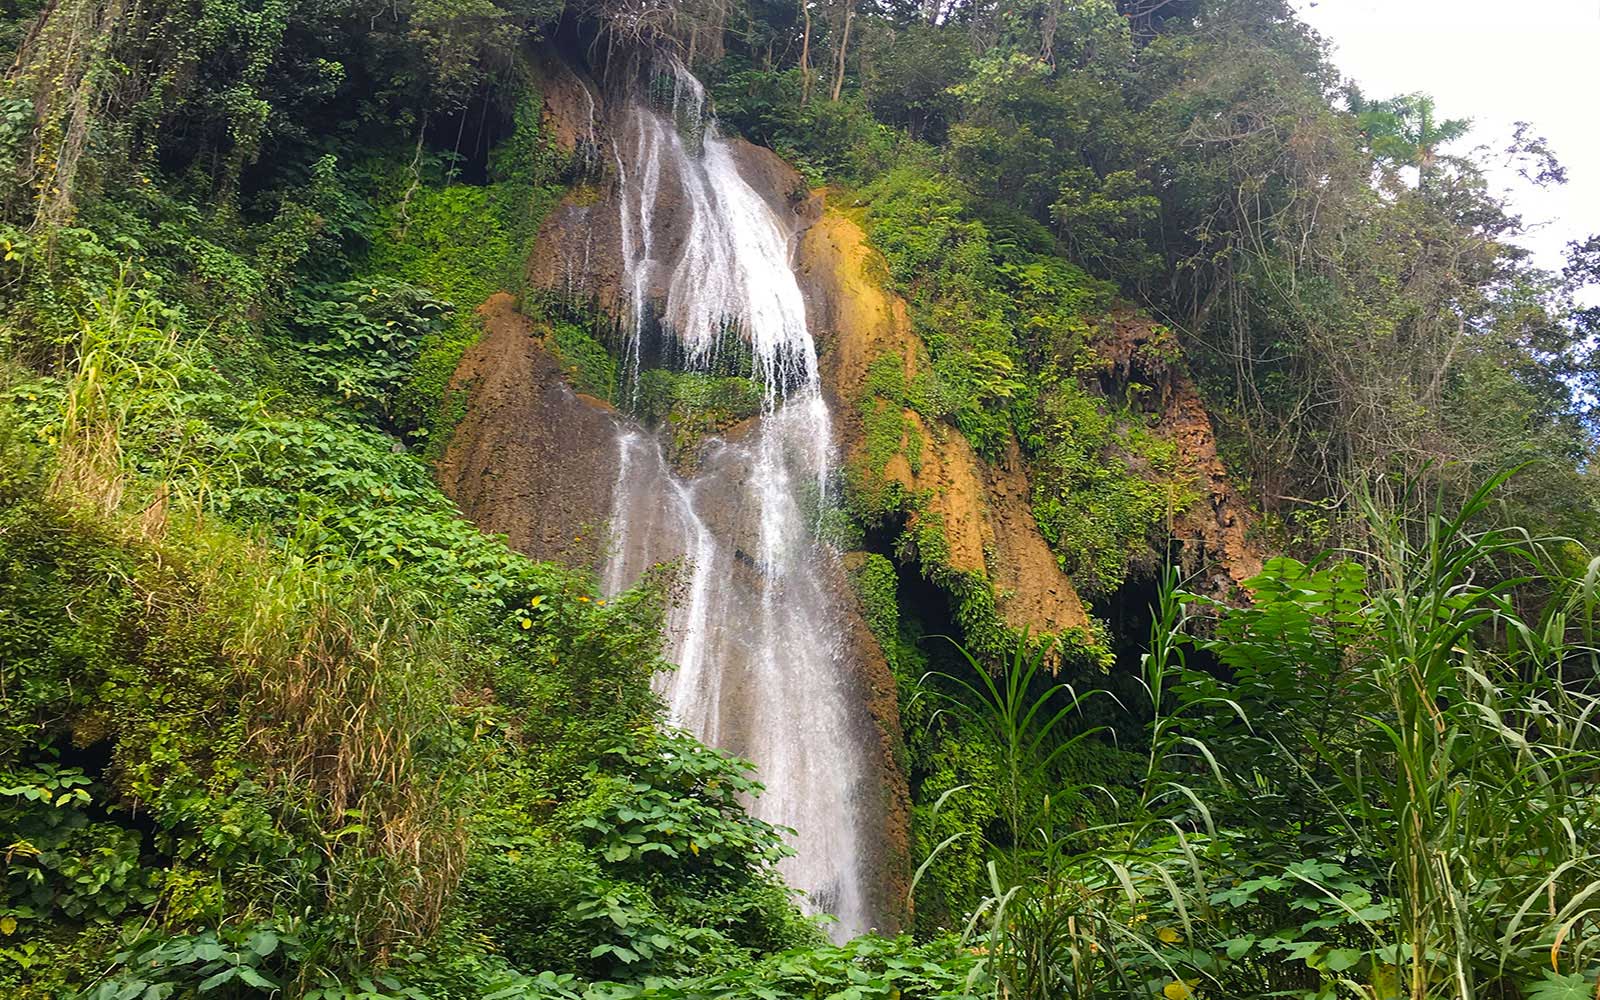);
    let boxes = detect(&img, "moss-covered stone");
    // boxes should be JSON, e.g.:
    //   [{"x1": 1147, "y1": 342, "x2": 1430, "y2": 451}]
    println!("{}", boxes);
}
[{"x1": 633, "y1": 369, "x2": 765, "y2": 473}]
